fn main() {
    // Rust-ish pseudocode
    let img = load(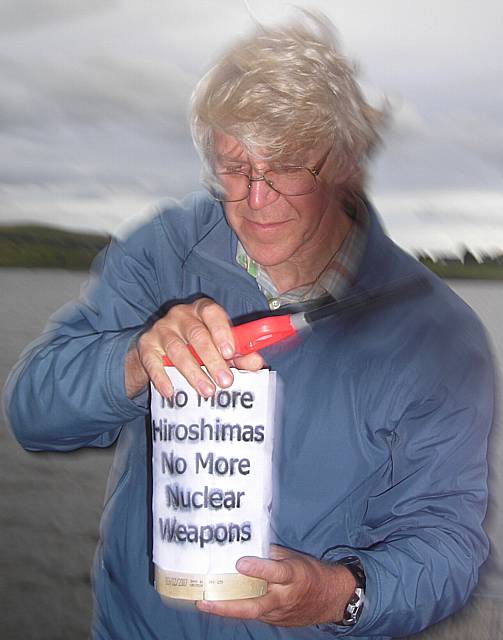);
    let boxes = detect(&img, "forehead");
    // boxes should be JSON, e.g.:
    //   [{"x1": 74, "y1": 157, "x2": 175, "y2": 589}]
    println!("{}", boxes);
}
[
  {"x1": 213, "y1": 133, "x2": 247, "y2": 160},
  {"x1": 212, "y1": 131, "x2": 319, "y2": 165}
]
